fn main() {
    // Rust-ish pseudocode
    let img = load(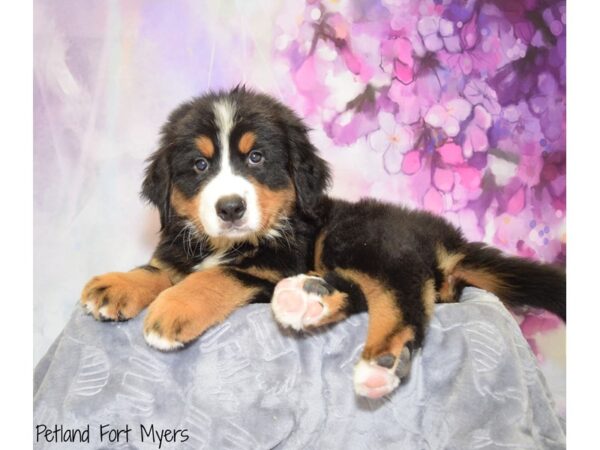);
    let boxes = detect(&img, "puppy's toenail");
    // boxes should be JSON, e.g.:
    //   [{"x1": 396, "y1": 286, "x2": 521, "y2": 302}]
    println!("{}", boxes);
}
[
  {"x1": 395, "y1": 346, "x2": 413, "y2": 379},
  {"x1": 376, "y1": 354, "x2": 396, "y2": 369},
  {"x1": 303, "y1": 278, "x2": 334, "y2": 296}
]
